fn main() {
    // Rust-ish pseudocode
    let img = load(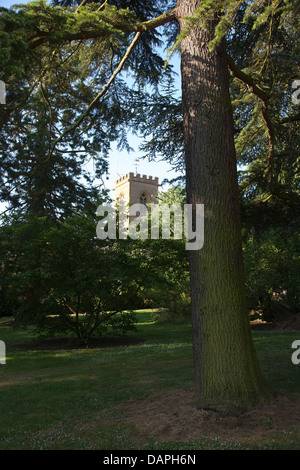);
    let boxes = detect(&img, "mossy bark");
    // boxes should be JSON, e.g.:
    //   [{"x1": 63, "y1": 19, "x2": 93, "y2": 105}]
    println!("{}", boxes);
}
[{"x1": 177, "y1": 0, "x2": 272, "y2": 413}]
